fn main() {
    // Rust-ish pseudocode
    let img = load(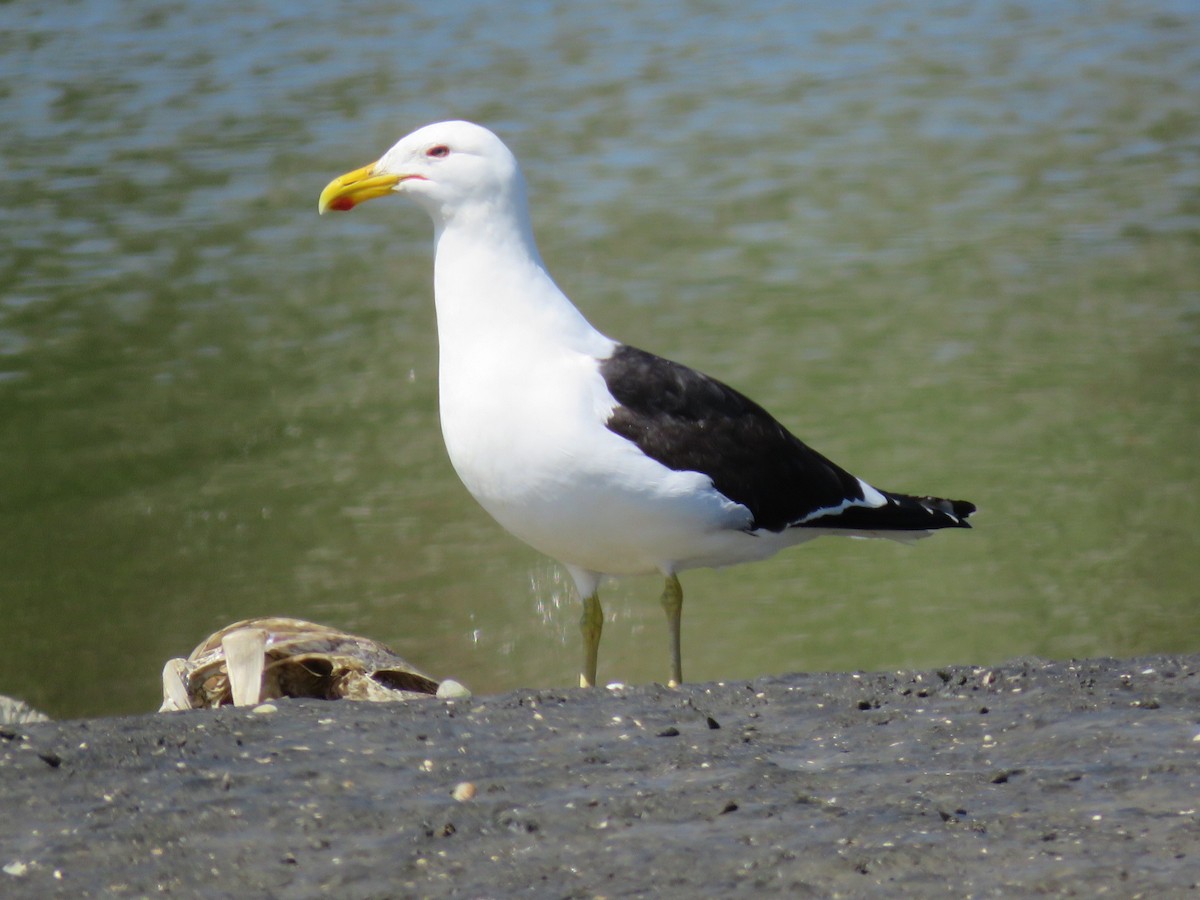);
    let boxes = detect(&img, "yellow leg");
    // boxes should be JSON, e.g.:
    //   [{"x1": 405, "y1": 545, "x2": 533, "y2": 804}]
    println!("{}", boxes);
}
[
  {"x1": 660, "y1": 574, "x2": 683, "y2": 687},
  {"x1": 579, "y1": 592, "x2": 603, "y2": 688}
]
